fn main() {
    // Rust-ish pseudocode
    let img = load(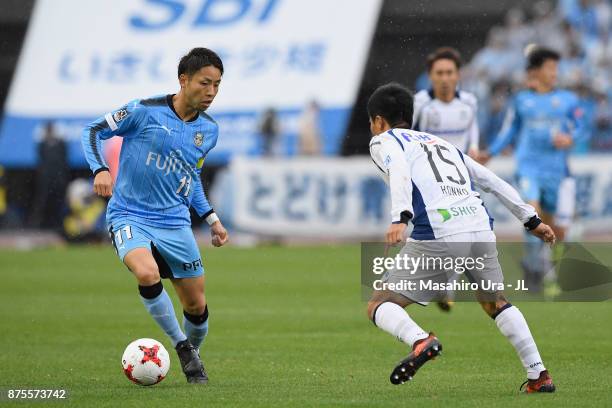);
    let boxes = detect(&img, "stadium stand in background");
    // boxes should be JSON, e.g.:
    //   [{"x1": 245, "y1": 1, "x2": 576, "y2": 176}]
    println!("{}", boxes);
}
[
  {"x1": 0, "y1": 0, "x2": 610, "y2": 242},
  {"x1": 455, "y1": 0, "x2": 612, "y2": 151}
]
